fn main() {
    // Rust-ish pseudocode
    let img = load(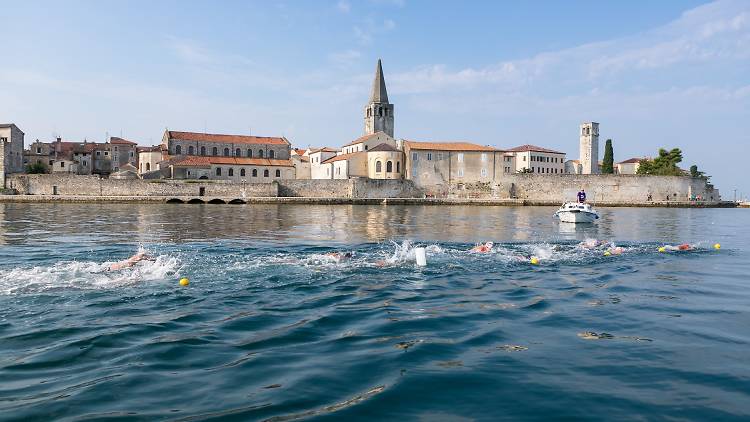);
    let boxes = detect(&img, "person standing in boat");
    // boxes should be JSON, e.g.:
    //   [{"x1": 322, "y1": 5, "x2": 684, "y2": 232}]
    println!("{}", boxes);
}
[{"x1": 577, "y1": 189, "x2": 587, "y2": 203}]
